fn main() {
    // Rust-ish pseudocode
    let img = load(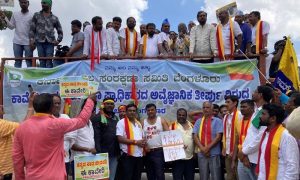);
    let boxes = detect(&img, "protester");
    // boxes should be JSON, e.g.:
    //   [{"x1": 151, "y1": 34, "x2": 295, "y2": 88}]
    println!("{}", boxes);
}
[
  {"x1": 216, "y1": 10, "x2": 242, "y2": 60},
  {"x1": 29, "y1": 0, "x2": 63, "y2": 68},
  {"x1": 140, "y1": 24, "x2": 147, "y2": 37},
  {"x1": 138, "y1": 23, "x2": 163, "y2": 58},
  {"x1": 118, "y1": 105, "x2": 126, "y2": 119},
  {"x1": 91, "y1": 98, "x2": 120, "y2": 180},
  {"x1": 189, "y1": 11, "x2": 217, "y2": 63},
  {"x1": 219, "y1": 104, "x2": 228, "y2": 118},
  {"x1": 120, "y1": 17, "x2": 140, "y2": 57},
  {"x1": 13, "y1": 92, "x2": 97, "y2": 180},
  {"x1": 0, "y1": 0, "x2": 33, "y2": 68},
  {"x1": 248, "y1": 11, "x2": 270, "y2": 54},
  {"x1": 234, "y1": 10, "x2": 252, "y2": 54},
  {"x1": 142, "y1": 103, "x2": 169, "y2": 180},
  {"x1": 222, "y1": 95, "x2": 243, "y2": 180},
  {"x1": 51, "y1": 94, "x2": 76, "y2": 178},
  {"x1": 232, "y1": 99, "x2": 255, "y2": 180},
  {"x1": 159, "y1": 18, "x2": 172, "y2": 55},
  {"x1": 257, "y1": 104, "x2": 299, "y2": 179},
  {"x1": 187, "y1": 21, "x2": 196, "y2": 35},
  {"x1": 193, "y1": 101, "x2": 223, "y2": 180},
  {"x1": 65, "y1": 20, "x2": 84, "y2": 60},
  {"x1": 106, "y1": 21, "x2": 113, "y2": 29},
  {"x1": 170, "y1": 108, "x2": 195, "y2": 180},
  {"x1": 106, "y1": 17, "x2": 122, "y2": 57},
  {"x1": 116, "y1": 104, "x2": 145, "y2": 180},
  {"x1": 82, "y1": 21, "x2": 90, "y2": 32},
  {"x1": 171, "y1": 23, "x2": 190, "y2": 56},
  {"x1": 82, "y1": 16, "x2": 108, "y2": 61},
  {"x1": 240, "y1": 85, "x2": 274, "y2": 178},
  {"x1": 269, "y1": 38, "x2": 286, "y2": 78},
  {"x1": 0, "y1": 92, "x2": 35, "y2": 180}
]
